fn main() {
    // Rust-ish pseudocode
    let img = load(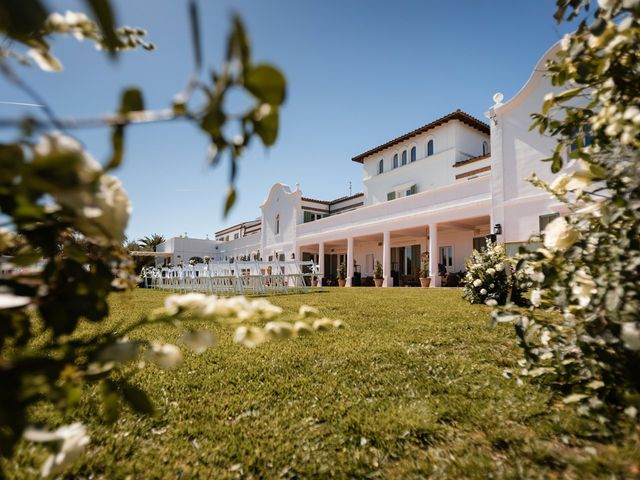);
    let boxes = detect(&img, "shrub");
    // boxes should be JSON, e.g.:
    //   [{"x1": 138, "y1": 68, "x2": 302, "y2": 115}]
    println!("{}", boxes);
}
[
  {"x1": 463, "y1": 242, "x2": 525, "y2": 306},
  {"x1": 374, "y1": 260, "x2": 383, "y2": 280},
  {"x1": 419, "y1": 253, "x2": 429, "y2": 278},
  {"x1": 337, "y1": 262, "x2": 347, "y2": 280}
]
